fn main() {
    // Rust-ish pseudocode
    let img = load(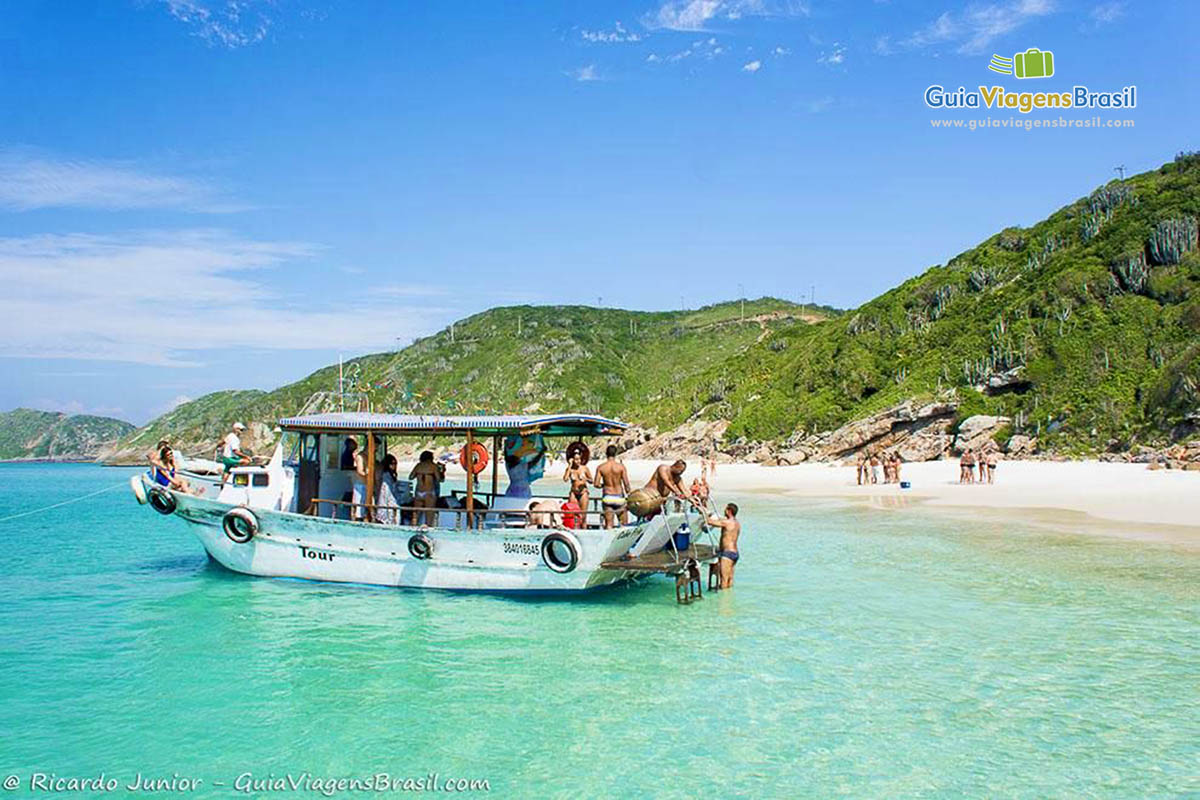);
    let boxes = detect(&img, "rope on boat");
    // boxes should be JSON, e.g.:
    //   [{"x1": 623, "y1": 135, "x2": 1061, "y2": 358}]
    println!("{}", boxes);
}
[{"x1": 0, "y1": 482, "x2": 127, "y2": 524}]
